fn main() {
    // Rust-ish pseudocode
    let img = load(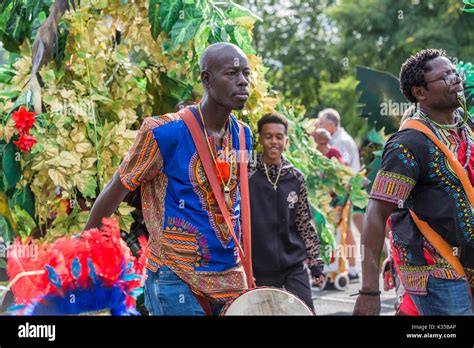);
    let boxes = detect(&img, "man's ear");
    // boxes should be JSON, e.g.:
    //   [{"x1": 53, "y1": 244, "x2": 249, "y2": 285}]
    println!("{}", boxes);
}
[
  {"x1": 284, "y1": 136, "x2": 289, "y2": 149},
  {"x1": 201, "y1": 70, "x2": 212, "y2": 89},
  {"x1": 411, "y1": 85, "x2": 426, "y2": 102}
]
